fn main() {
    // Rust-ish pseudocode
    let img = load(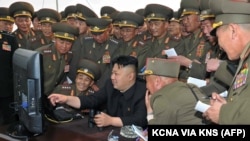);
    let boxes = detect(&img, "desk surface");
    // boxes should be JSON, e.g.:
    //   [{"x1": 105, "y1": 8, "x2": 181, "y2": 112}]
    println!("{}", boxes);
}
[{"x1": 0, "y1": 117, "x2": 136, "y2": 141}]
